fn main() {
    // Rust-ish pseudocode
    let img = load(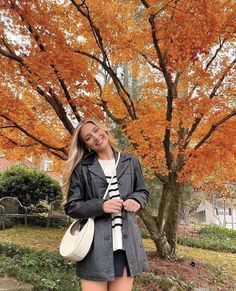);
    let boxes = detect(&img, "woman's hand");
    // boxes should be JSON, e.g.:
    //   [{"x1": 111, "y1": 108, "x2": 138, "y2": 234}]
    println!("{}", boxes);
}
[
  {"x1": 123, "y1": 199, "x2": 141, "y2": 213},
  {"x1": 103, "y1": 199, "x2": 124, "y2": 214}
]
